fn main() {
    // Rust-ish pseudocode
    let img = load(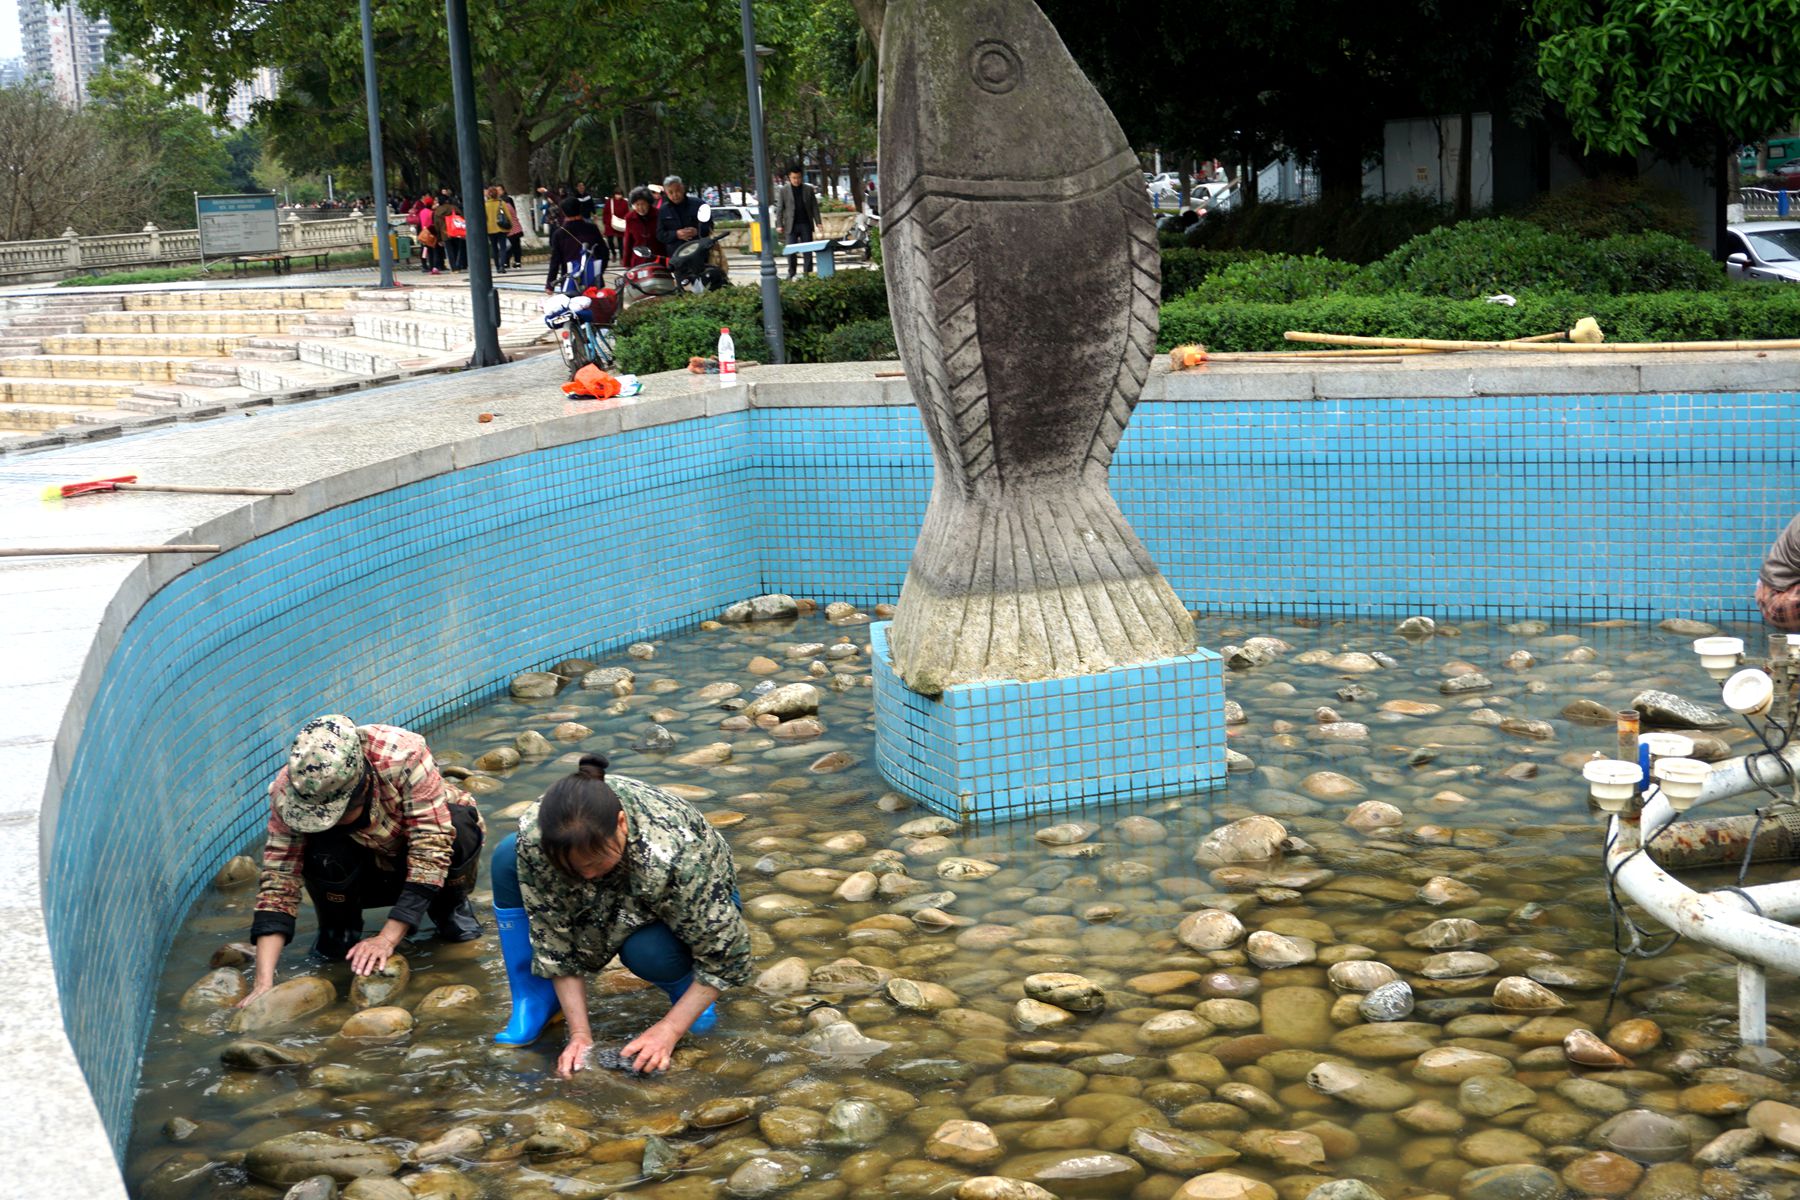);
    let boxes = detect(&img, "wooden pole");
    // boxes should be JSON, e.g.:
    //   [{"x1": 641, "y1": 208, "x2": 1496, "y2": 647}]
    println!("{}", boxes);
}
[
  {"x1": 1286, "y1": 331, "x2": 1800, "y2": 353},
  {"x1": 0, "y1": 545, "x2": 222, "y2": 557},
  {"x1": 112, "y1": 484, "x2": 293, "y2": 496}
]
